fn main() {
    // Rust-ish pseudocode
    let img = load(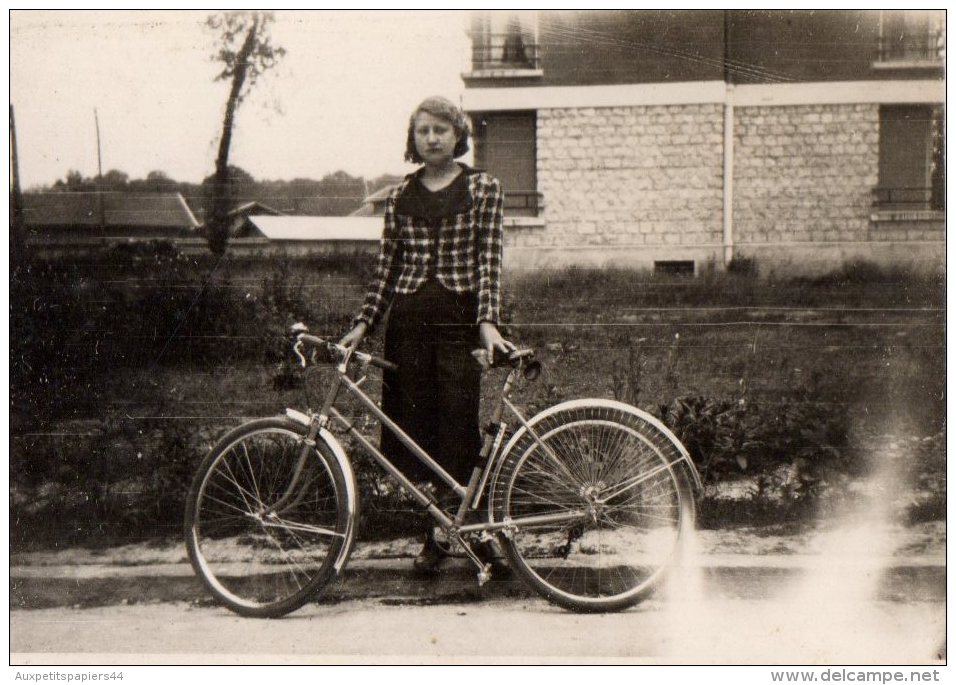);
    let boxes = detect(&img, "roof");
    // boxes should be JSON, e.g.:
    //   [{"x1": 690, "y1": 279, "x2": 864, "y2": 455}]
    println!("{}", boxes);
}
[
  {"x1": 22, "y1": 192, "x2": 199, "y2": 229},
  {"x1": 227, "y1": 201, "x2": 284, "y2": 217},
  {"x1": 348, "y1": 184, "x2": 395, "y2": 217},
  {"x1": 364, "y1": 185, "x2": 395, "y2": 203},
  {"x1": 247, "y1": 215, "x2": 382, "y2": 241}
]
